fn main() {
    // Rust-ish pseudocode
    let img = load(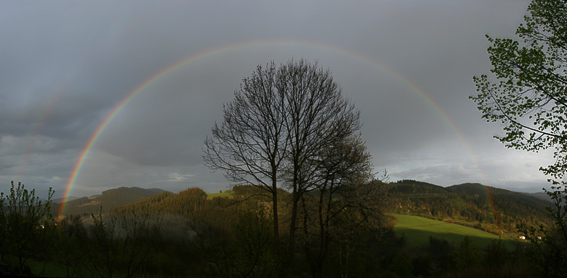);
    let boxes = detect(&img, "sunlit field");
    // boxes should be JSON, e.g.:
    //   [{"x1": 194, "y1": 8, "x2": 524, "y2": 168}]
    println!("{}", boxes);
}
[{"x1": 393, "y1": 214, "x2": 517, "y2": 249}]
